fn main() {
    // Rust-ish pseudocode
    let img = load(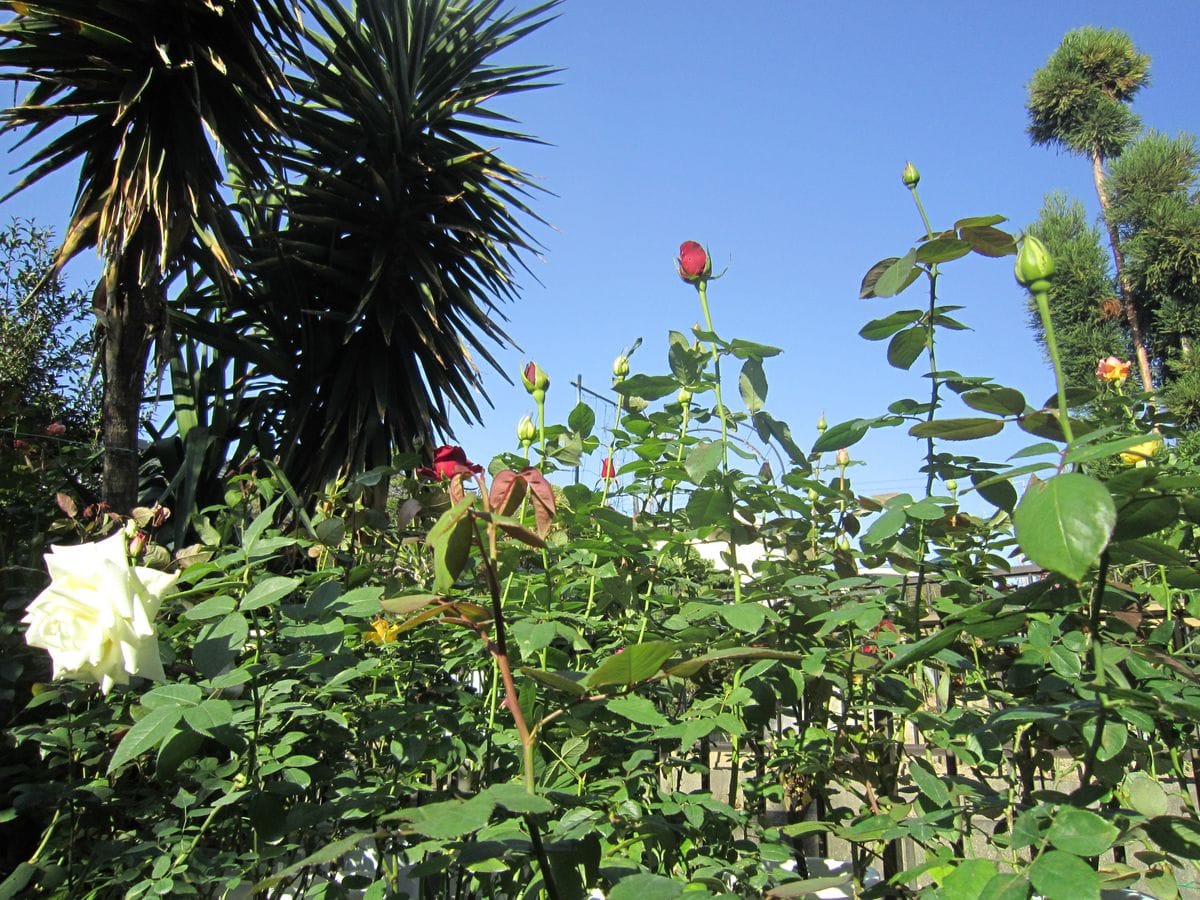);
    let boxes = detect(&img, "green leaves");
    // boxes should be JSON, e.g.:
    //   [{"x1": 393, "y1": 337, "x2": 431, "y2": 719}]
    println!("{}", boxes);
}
[
  {"x1": 606, "y1": 695, "x2": 669, "y2": 727},
  {"x1": 1014, "y1": 473, "x2": 1116, "y2": 581},
  {"x1": 585, "y1": 642, "x2": 678, "y2": 689},
  {"x1": 1029, "y1": 850, "x2": 1099, "y2": 899},
  {"x1": 887, "y1": 326, "x2": 928, "y2": 369},
  {"x1": 109, "y1": 685, "x2": 235, "y2": 774},
  {"x1": 812, "y1": 418, "x2": 871, "y2": 453},
  {"x1": 613, "y1": 374, "x2": 680, "y2": 401},
  {"x1": 861, "y1": 250, "x2": 921, "y2": 298},
  {"x1": 859, "y1": 308, "x2": 923, "y2": 340},
  {"x1": 427, "y1": 495, "x2": 477, "y2": 592},
  {"x1": 684, "y1": 442, "x2": 723, "y2": 484},
  {"x1": 909, "y1": 417, "x2": 1005, "y2": 441},
  {"x1": 738, "y1": 357, "x2": 767, "y2": 412},
  {"x1": 1047, "y1": 808, "x2": 1119, "y2": 855}
]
